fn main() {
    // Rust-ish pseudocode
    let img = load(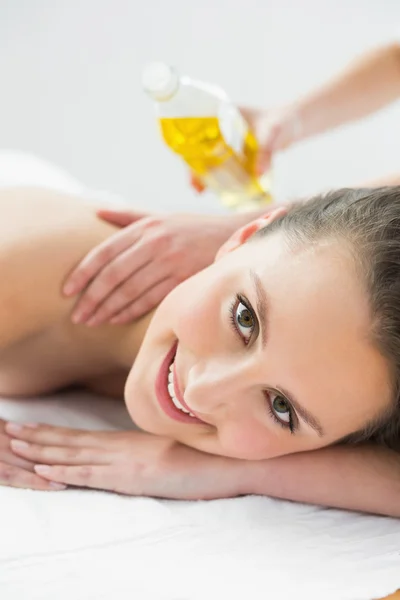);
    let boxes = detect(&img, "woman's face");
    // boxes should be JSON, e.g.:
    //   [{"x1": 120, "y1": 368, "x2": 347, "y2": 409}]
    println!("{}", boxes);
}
[{"x1": 125, "y1": 229, "x2": 392, "y2": 460}]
